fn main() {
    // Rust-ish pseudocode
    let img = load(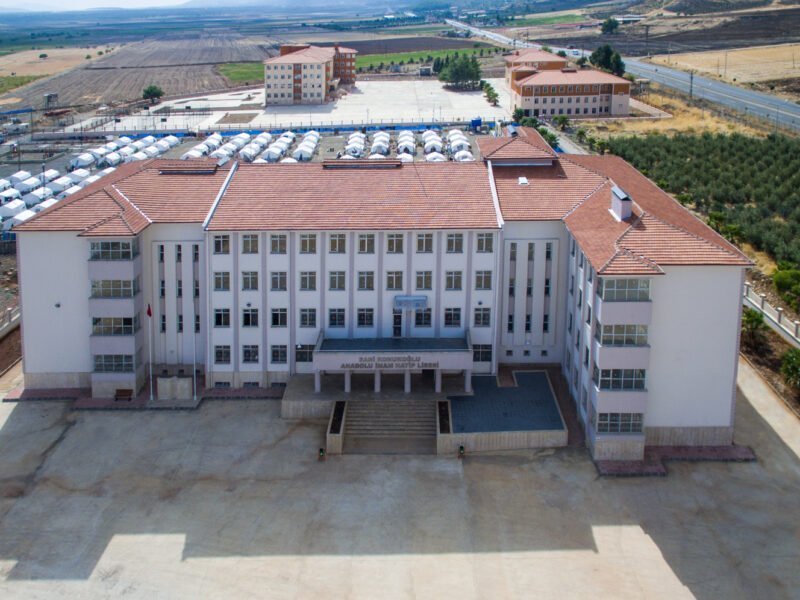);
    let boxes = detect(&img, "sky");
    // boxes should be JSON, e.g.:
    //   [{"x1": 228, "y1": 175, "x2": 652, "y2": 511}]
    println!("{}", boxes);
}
[{"x1": 0, "y1": 0, "x2": 186, "y2": 9}]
